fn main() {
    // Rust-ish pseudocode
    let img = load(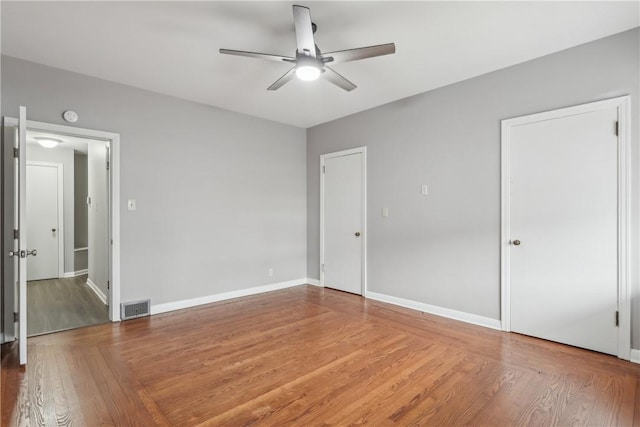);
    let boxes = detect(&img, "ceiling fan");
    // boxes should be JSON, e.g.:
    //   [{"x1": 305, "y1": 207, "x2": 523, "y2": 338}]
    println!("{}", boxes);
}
[{"x1": 219, "y1": 5, "x2": 396, "y2": 91}]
